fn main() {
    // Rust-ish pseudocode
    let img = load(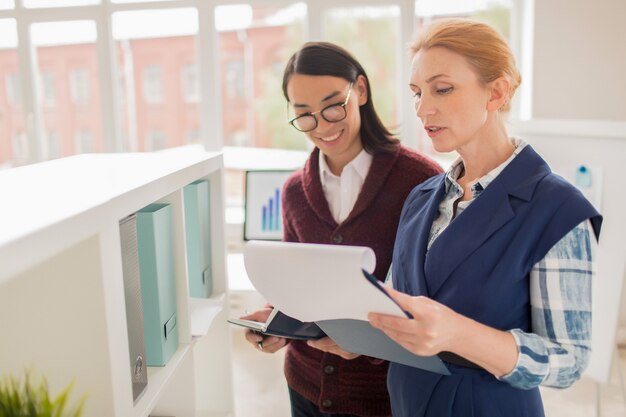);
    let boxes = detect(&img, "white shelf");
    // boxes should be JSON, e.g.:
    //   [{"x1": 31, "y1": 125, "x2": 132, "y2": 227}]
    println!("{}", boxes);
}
[
  {"x1": 189, "y1": 292, "x2": 227, "y2": 337},
  {"x1": 0, "y1": 149, "x2": 234, "y2": 417},
  {"x1": 0, "y1": 151, "x2": 221, "y2": 283},
  {"x1": 136, "y1": 344, "x2": 192, "y2": 417}
]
